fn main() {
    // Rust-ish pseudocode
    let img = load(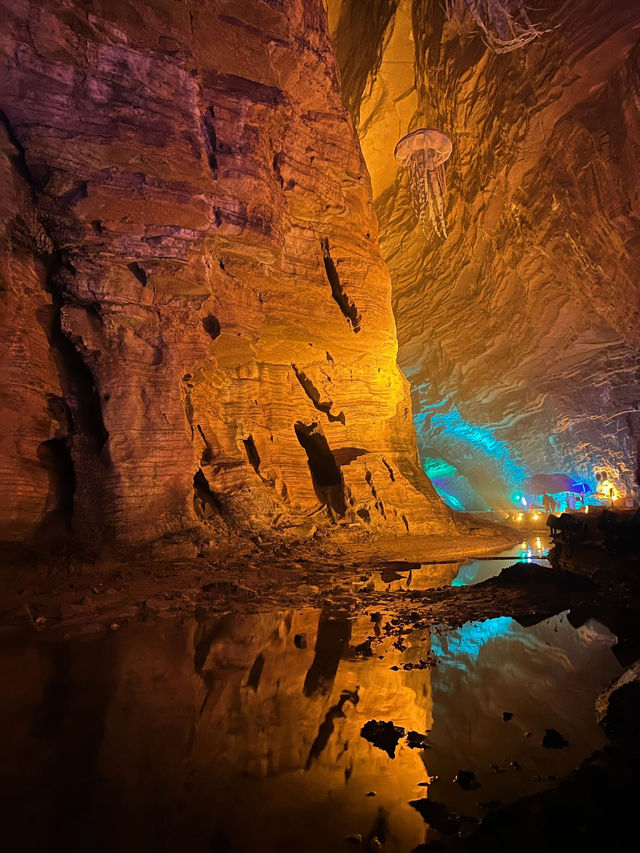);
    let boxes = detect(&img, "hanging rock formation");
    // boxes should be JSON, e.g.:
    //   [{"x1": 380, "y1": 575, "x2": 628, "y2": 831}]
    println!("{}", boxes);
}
[
  {"x1": 0, "y1": 0, "x2": 454, "y2": 554},
  {"x1": 328, "y1": 0, "x2": 640, "y2": 507}
]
